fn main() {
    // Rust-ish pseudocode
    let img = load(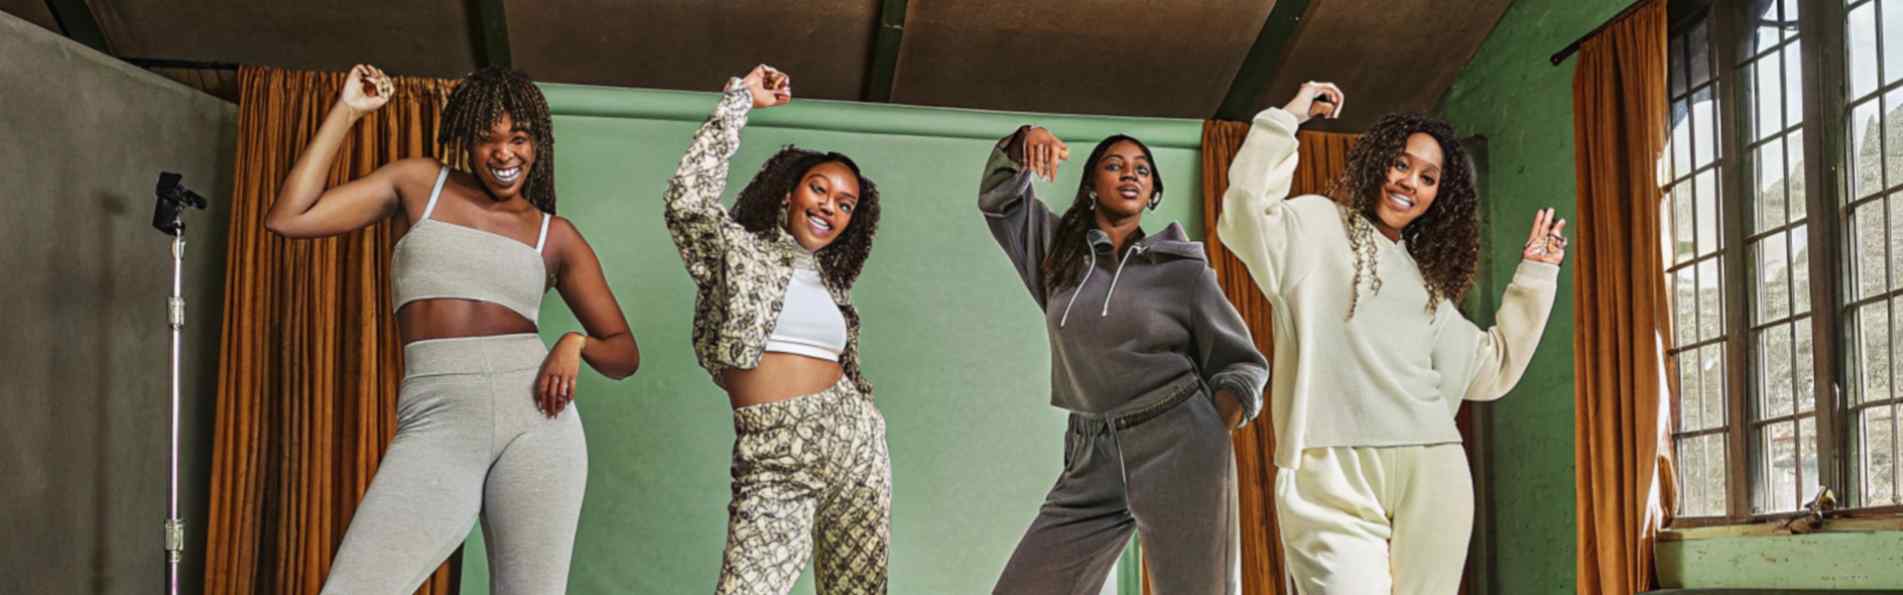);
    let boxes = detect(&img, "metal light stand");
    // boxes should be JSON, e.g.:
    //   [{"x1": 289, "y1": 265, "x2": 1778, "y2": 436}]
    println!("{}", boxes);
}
[
  {"x1": 152, "y1": 171, "x2": 203, "y2": 595},
  {"x1": 164, "y1": 213, "x2": 186, "y2": 595}
]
